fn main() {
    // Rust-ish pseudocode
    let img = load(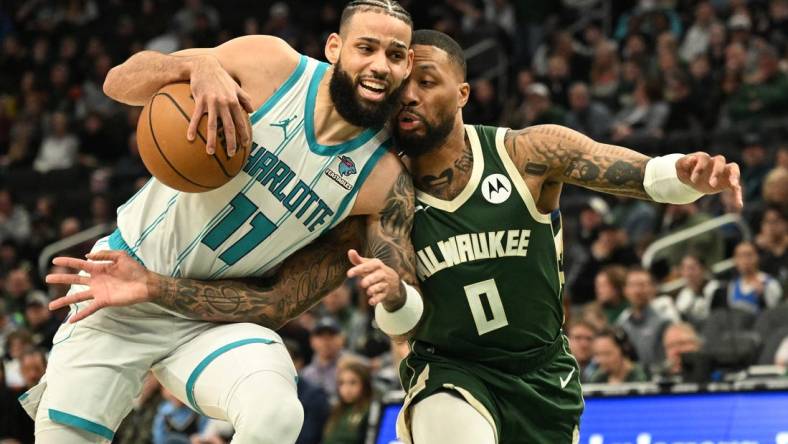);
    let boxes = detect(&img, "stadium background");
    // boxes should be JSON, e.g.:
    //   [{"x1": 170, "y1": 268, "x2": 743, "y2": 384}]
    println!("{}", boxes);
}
[{"x1": 0, "y1": 0, "x2": 786, "y2": 443}]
